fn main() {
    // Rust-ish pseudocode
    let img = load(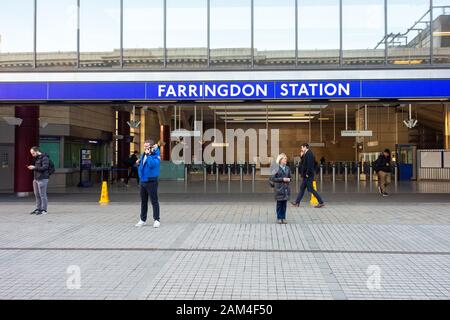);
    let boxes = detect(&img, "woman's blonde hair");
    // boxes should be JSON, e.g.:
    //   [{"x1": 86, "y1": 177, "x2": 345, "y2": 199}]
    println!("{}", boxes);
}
[{"x1": 276, "y1": 153, "x2": 287, "y2": 164}]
